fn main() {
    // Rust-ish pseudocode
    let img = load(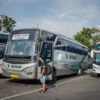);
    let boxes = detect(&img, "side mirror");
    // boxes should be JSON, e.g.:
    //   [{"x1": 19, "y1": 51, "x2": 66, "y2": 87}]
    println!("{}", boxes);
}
[{"x1": 90, "y1": 50, "x2": 94, "y2": 59}]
